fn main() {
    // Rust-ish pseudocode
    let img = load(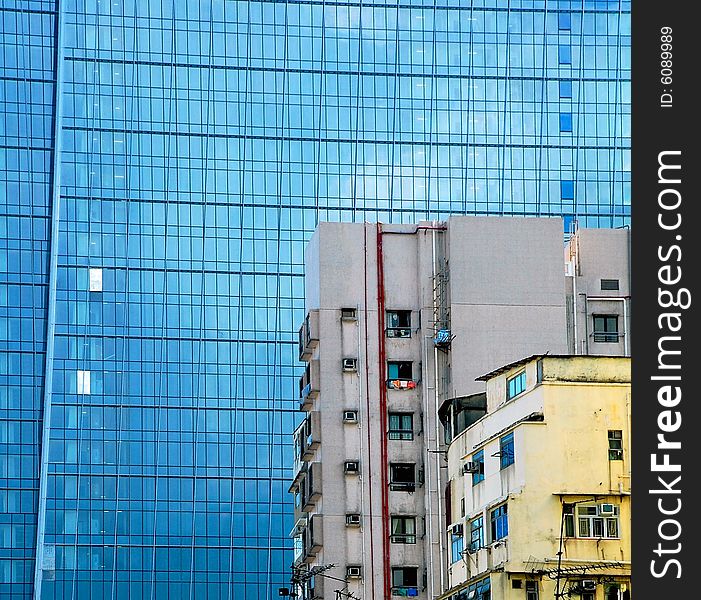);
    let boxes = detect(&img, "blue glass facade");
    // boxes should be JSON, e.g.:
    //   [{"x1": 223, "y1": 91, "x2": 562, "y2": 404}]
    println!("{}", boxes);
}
[{"x1": 1, "y1": 0, "x2": 629, "y2": 598}]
